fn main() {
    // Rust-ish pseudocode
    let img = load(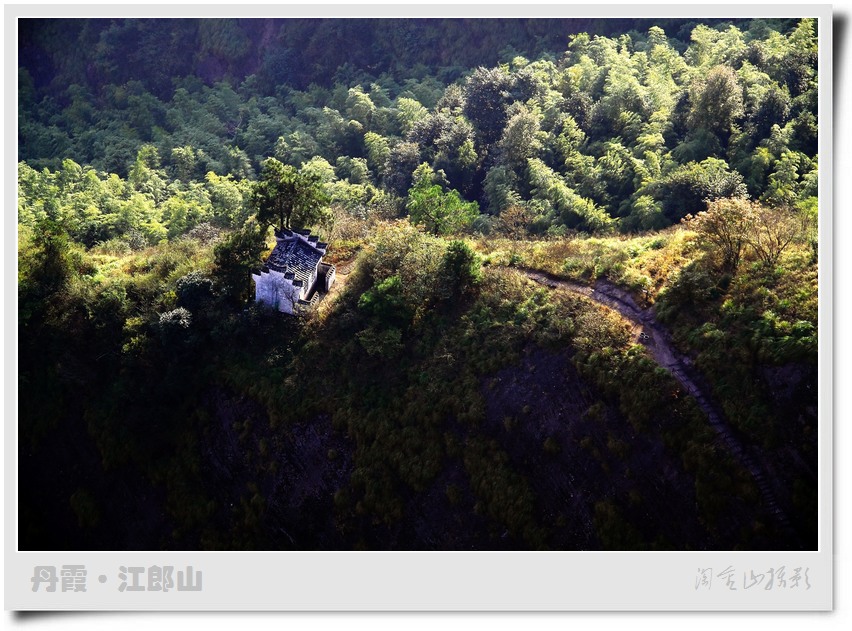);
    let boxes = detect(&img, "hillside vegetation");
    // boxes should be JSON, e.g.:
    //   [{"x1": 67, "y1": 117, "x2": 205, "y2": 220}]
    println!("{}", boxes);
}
[{"x1": 18, "y1": 17, "x2": 818, "y2": 550}]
